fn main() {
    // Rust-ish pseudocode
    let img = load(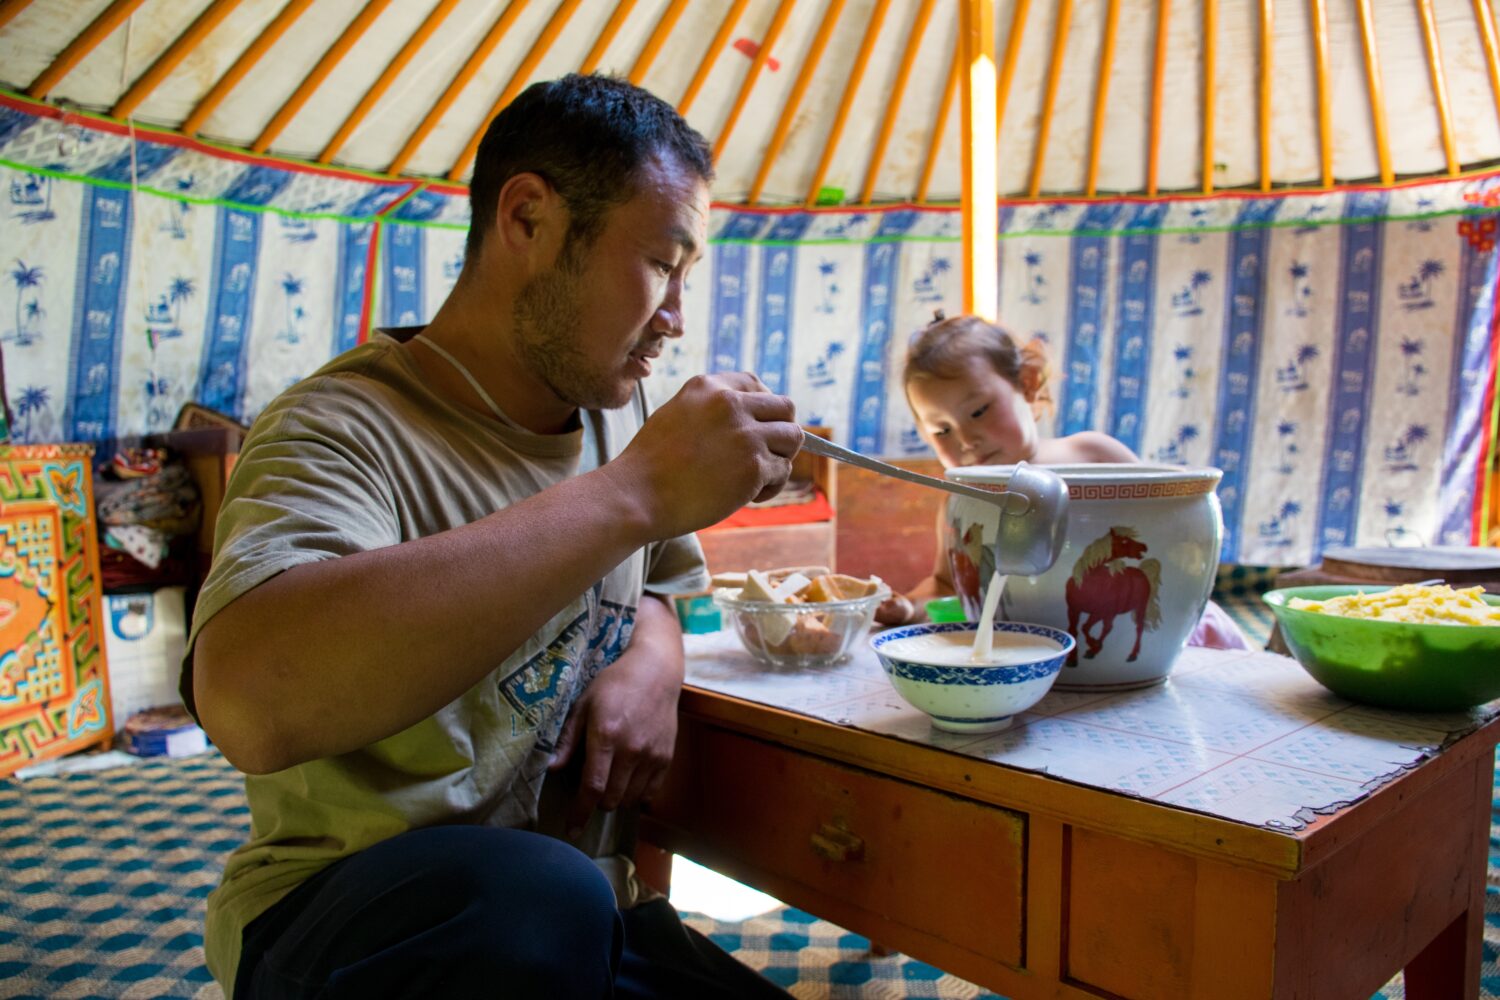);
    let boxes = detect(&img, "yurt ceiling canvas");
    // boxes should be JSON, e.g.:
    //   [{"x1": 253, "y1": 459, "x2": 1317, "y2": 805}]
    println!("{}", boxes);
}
[{"x1": 5, "y1": 0, "x2": 1500, "y2": 203}]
